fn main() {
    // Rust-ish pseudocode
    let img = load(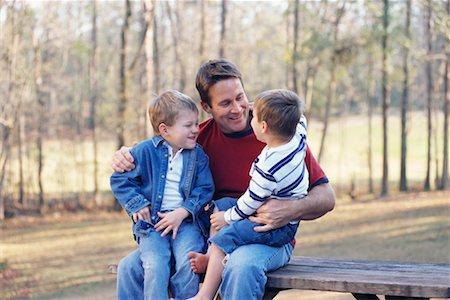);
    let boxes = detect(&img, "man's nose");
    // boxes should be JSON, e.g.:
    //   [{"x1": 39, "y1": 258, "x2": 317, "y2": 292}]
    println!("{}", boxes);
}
[{"x1": 230, "y1": 101, "x2": 242, "y2": 113}]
